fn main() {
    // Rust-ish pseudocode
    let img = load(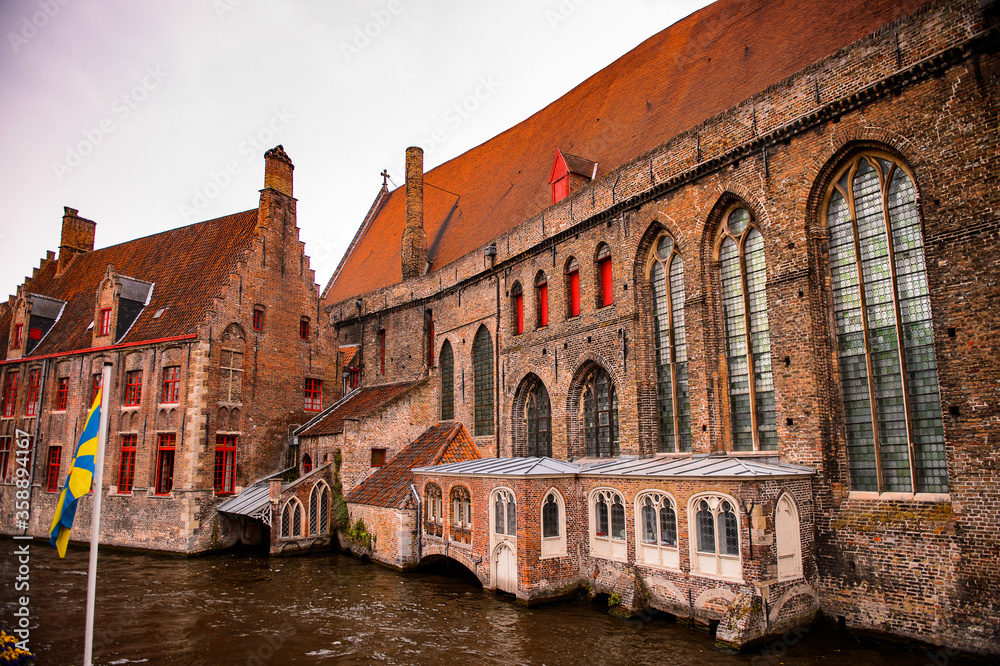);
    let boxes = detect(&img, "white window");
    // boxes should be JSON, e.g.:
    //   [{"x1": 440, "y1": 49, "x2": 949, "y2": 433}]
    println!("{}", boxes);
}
[
  {"x1": 590, "y1": 489, "x2": 626, "y2": 561},
  {"x1": 540, "y1": 490, "x2": 567, "y2": 558},
  {"x1": 424, "y1": 483, "x2": 443, "y2": 537},
  {"x1": 492, "y1": 488, "x2": 516, "y2": 537},
  {"x1": 689, "y1": 494, "x2": 742, "y2": 580},
  {"x1": 775, "y1": 494, "x2": 803, "y2": 581},
  {"x1": 450, "y1": 485, "x2": 472, "y2": 544},
  {"x1": 635, "y1": 491, "x2": 679, "y2": 569}
]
